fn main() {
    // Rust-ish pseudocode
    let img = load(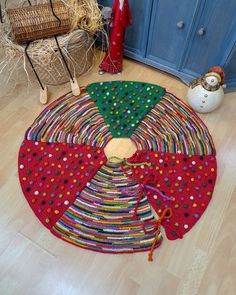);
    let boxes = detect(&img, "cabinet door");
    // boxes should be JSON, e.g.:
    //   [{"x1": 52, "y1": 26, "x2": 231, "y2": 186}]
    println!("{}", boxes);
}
[
  {"x1": 146, "y1": 0, "x2": 200, "y2": 70},
  {"x1": 182, "y1": 0, "x2": 236, "y2": 76},
  {"x1": 124, "y1": 0, "x2": 153, "y2": 57},
  {"x1": 224, "y1": 42, "x2": 236, "y2": 86}
]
